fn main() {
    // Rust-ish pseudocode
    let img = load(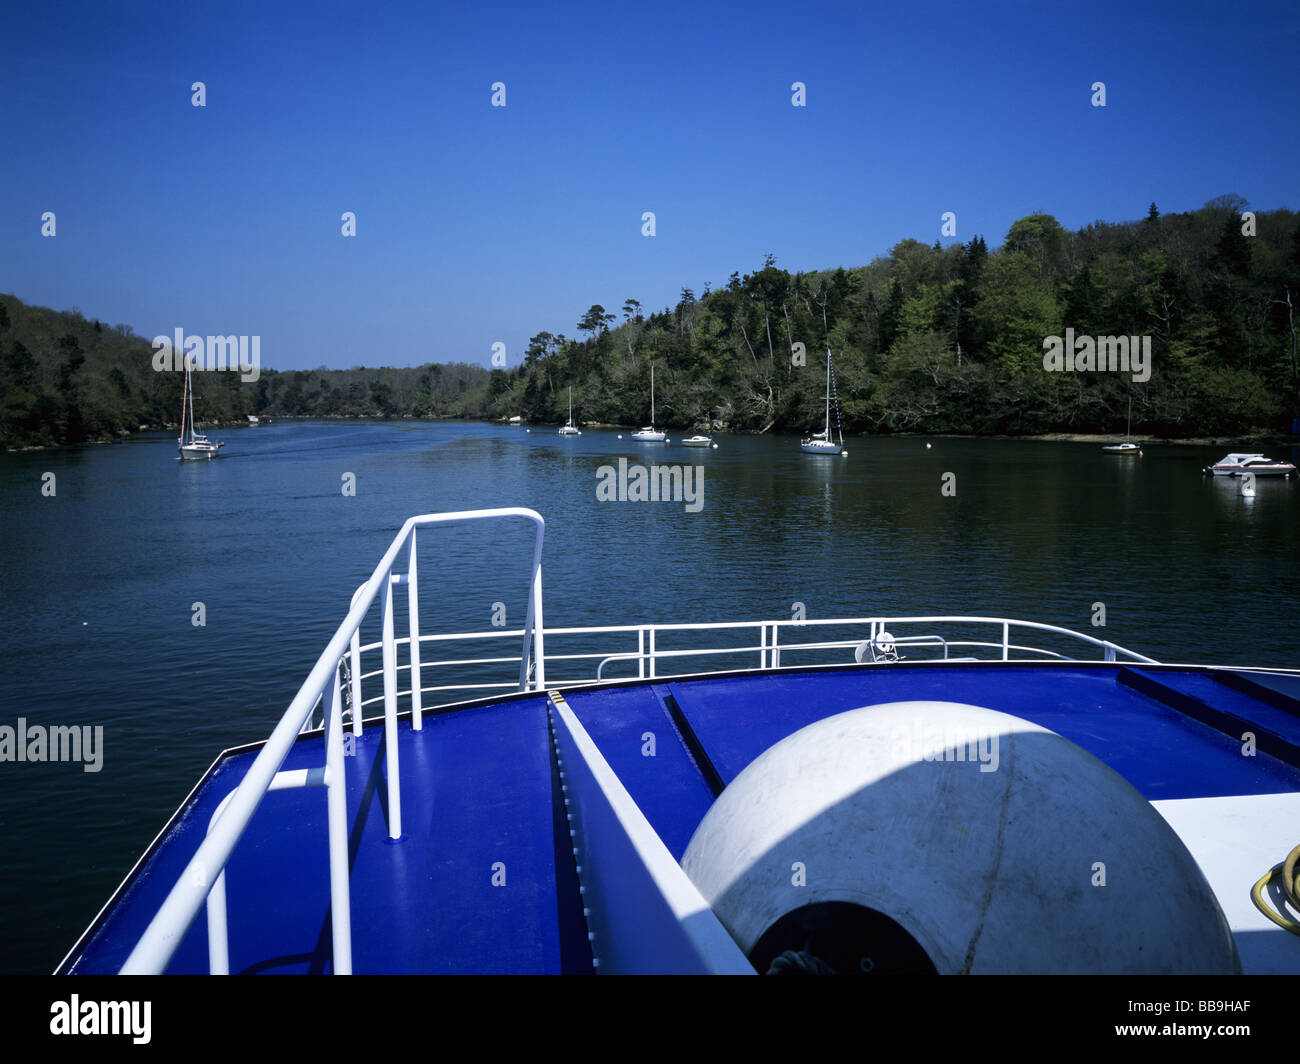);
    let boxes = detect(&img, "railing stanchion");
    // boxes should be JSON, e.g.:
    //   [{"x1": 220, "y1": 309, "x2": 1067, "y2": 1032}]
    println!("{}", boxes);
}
[
  {"x1": 649, "y1": 627, "x2": 657, "y2": 679},
  {"x1": 206, "y1": 846, "x2": 230, "y2": 973},
  {"x1": 531, "y1": 562, "x2": 545, "y2": 690},
  {"x1": 772, "y1": 623, "x2": 781, "y2": 668},
  {"x1": 382, "y1": 572, "x2": 402, "y2": 840},
  {"x1": 1002, "y1": 622, "x2": 1010, "y2": 661},
  {"x1": 408, "y1": 532, "x2": 423, "y2": 730},
  {"x1": 349, "y1": 584, "x2": 365, "y2": 736},
  {"x1": 638, "y1": 628, "x2": 645, "y2": 680},
  {"x1": 324, "y1": 662, "x2": 352, "y2": 973},
  {"x1": 760, "y1": 623, "x2": 768, "y2": 669}
]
